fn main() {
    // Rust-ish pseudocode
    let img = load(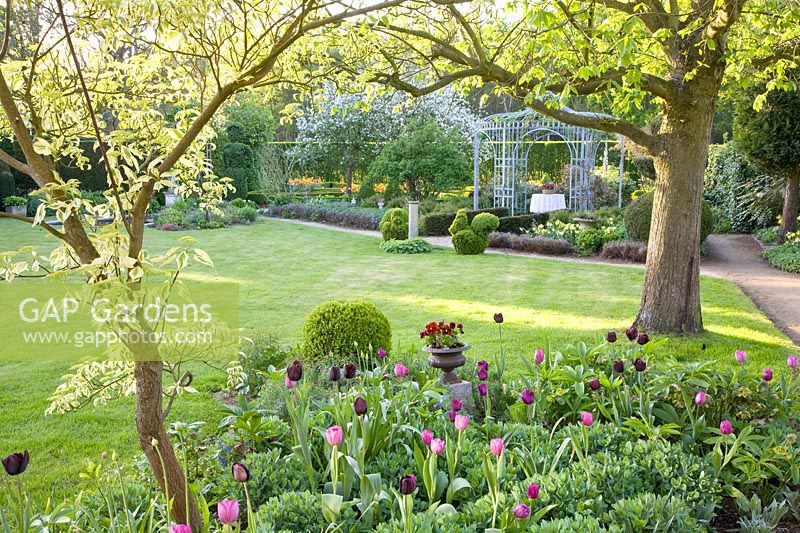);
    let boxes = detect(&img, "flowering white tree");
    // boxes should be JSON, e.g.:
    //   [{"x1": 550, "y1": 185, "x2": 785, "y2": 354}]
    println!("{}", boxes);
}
[{"x1": 291, "y1": 86, "x2": 478, "y2": 192}]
